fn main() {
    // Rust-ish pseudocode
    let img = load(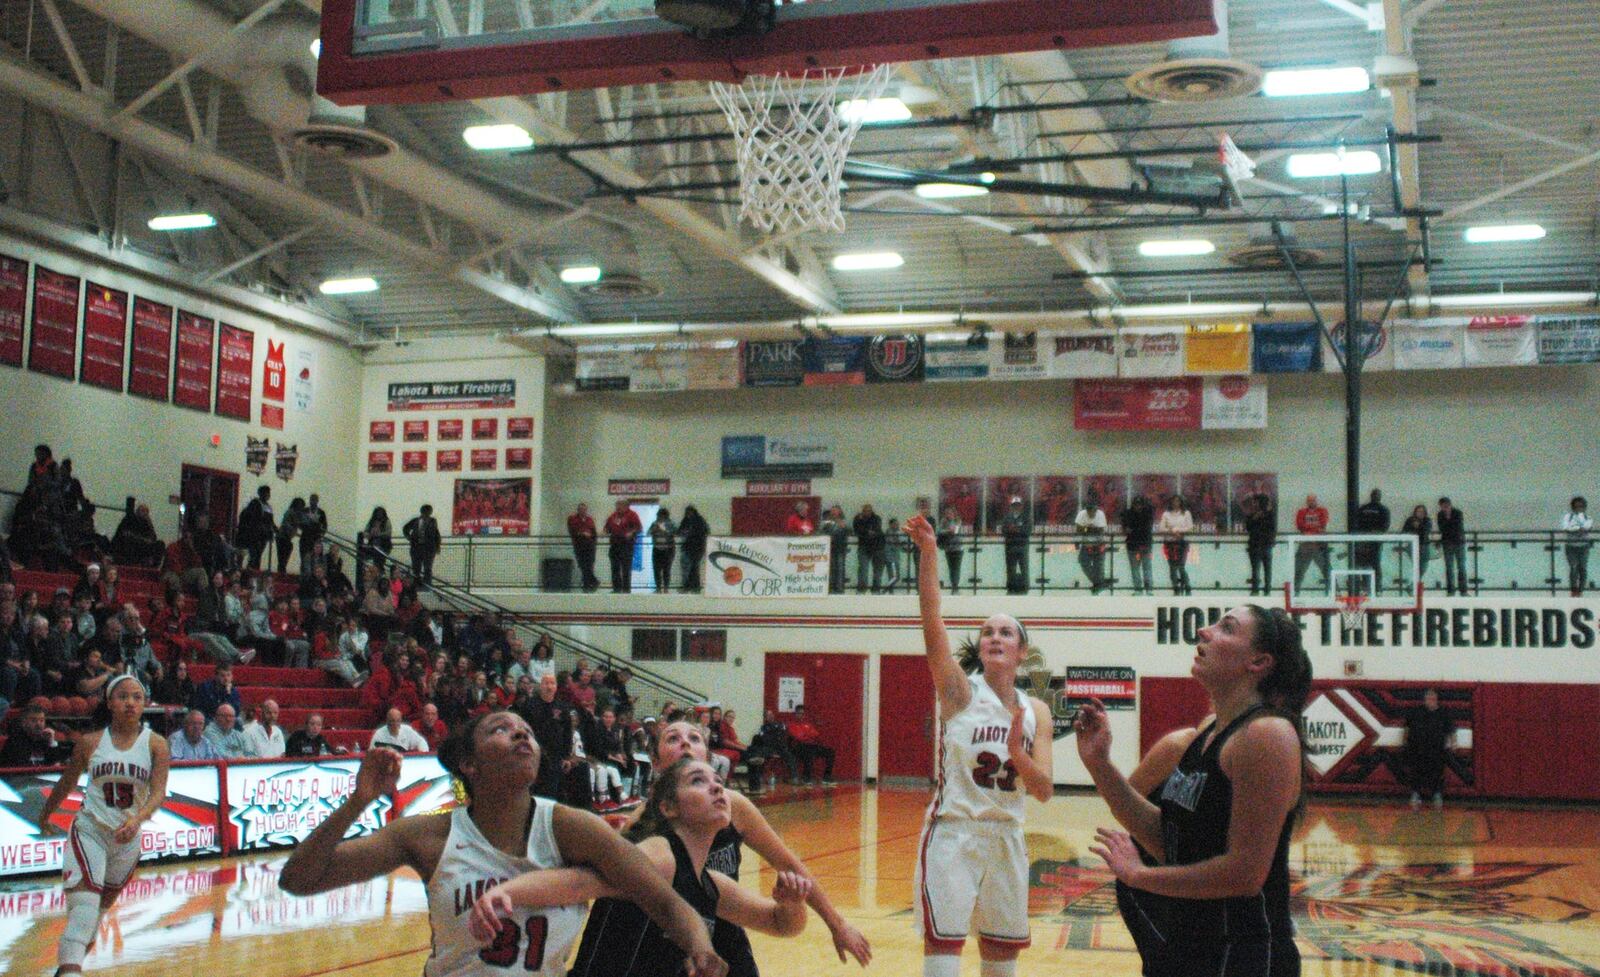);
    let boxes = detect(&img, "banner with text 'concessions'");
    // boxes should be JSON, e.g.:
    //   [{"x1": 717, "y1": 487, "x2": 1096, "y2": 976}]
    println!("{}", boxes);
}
[
  {"x1": 1200, "y1": 375, "x2": 1267, "y2": 429},
  {"x1": 1184, "y1": 323, "x2": 1252, "y2": 374},
  {"x1": 925, "y1": 336, "x2": 990, "y2": 381},
  {"x1": 1117, "y1": 326, "x2": 1185, "y2": 378},
  {"x1": 1392, "y1": 319, "x2": 1466, "y2": 370},
  {"x1": 1048, "y1": 333, "x2": 1118, "y2": 378},
  {"x1": 1464, "y1": 315, "x2": 1538, "y2": 367},
  {"x1": 1074, "y1": 377, "x2": 1202, "y2": 430},
  {"x1": 703, "y1": 536, "x2": 830, "y2": 598},
  {"x1": 1252, "y1": 321, "x2": 1322, "y2": 373},
  {"x1": 1536, "y1": 314, "x2": 1600, "y2": 364},
  {"x1": 226, "y1": 758, "x2": 388, "y2": 852}
]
